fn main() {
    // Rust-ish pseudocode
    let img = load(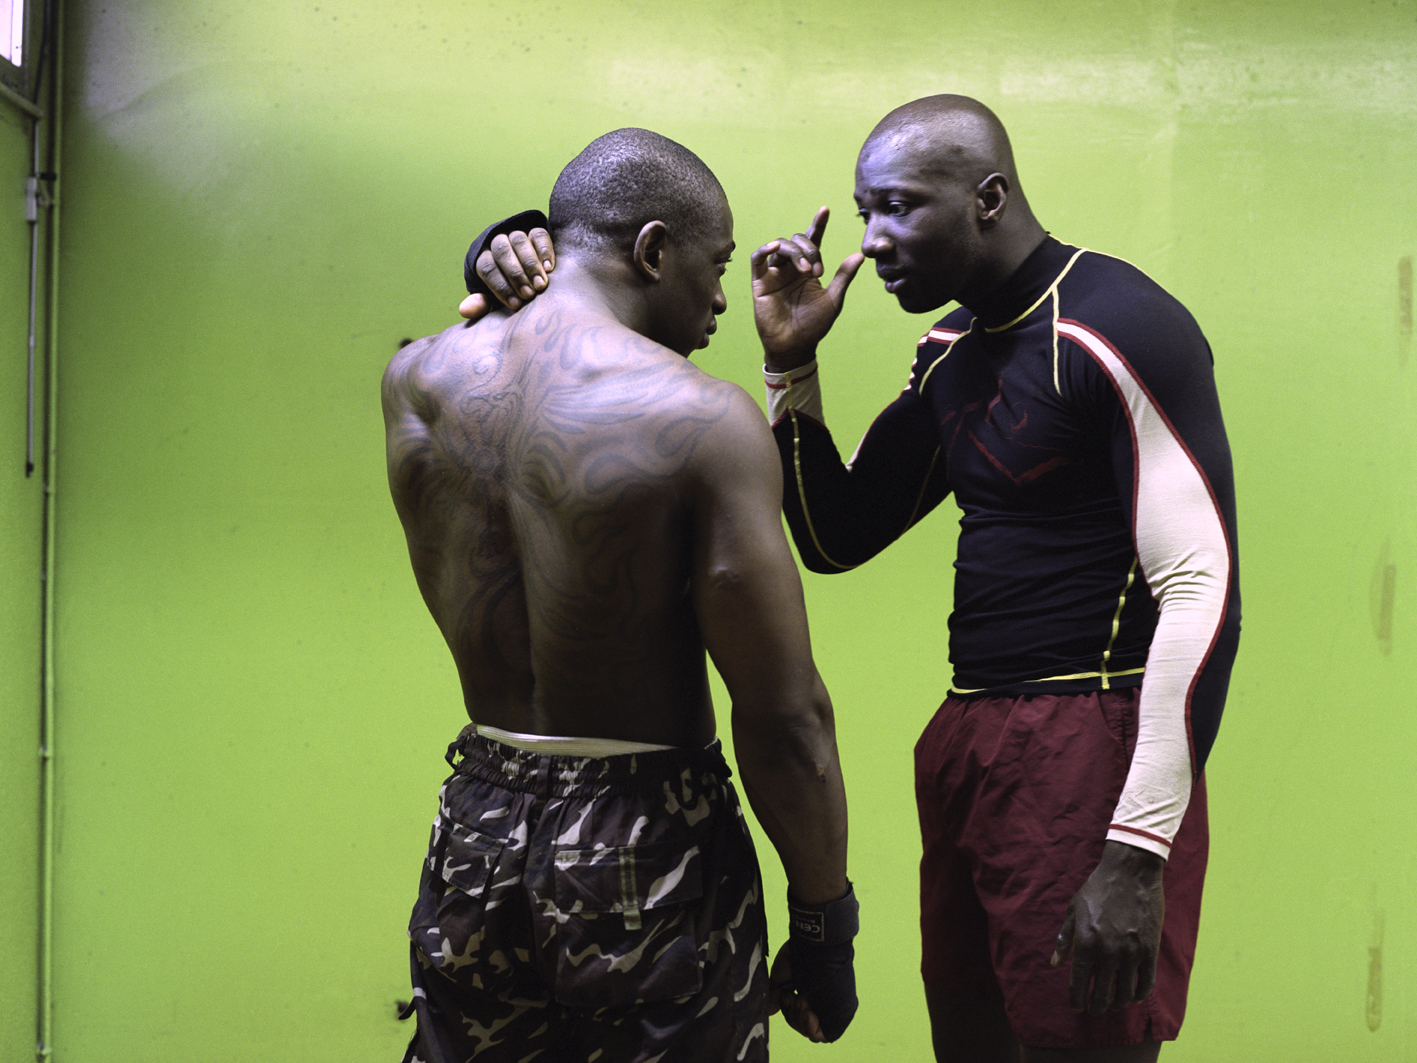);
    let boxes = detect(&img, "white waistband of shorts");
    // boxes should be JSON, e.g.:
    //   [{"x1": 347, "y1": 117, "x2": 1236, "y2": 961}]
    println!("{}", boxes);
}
[{"x1": 474, "y1": 723, "x2": 678, "y2": 757}]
